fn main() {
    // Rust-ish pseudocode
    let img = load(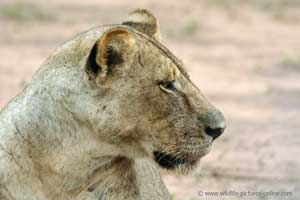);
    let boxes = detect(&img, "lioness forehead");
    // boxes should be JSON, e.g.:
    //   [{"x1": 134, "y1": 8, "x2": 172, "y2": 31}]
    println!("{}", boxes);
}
[{"x1": 126, "y1": 26, "x2": 190, "y2": 80}]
